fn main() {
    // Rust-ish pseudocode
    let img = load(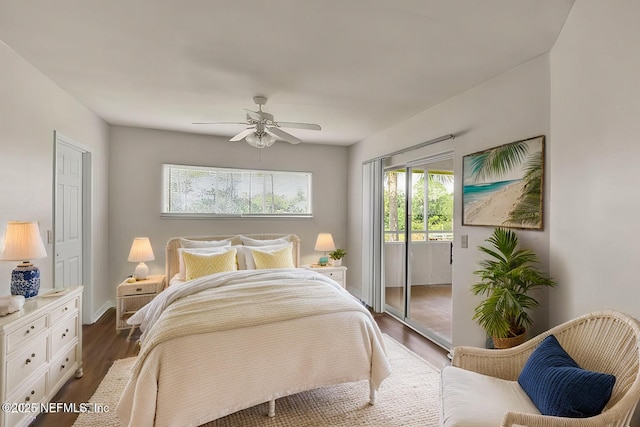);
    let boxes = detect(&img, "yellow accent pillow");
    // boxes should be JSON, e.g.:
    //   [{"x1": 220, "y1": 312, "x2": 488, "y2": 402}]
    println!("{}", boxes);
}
[
  {"x1": 183, "y1": 248, "x2": 237, "y2": 280},
  {"x1": 251, "y1": 246, "x2": 295, "y2": 270}
]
